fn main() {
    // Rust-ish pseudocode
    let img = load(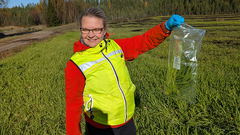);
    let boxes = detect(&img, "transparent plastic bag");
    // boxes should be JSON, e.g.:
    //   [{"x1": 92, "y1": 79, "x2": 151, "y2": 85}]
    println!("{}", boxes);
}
[{"x1": 164, "y1": 23, "x2": 206, "y2": 104}]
